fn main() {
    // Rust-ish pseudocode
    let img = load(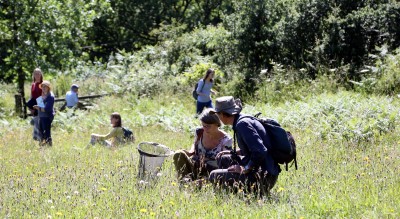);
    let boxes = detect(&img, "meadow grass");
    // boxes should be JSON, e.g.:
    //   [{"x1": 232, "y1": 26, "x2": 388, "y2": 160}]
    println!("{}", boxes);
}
[{"x1": 0, "y1": 91, "x2": 399, "y2": 218}]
